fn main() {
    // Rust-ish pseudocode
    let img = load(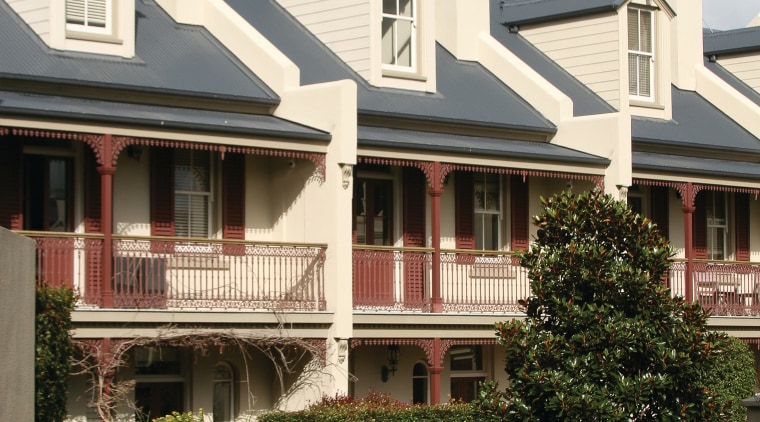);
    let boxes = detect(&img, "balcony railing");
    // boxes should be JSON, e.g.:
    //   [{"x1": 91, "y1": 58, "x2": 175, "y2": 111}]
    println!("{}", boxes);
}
[
  {"x1": 352, "y1": 246, "x2": 433, "y2": 311},
  {"x1": 667, "y1": 259, "x2": 760, "y2": 316},
  {"x1": 23, "y1": 231, "x2": 104, "y2": 306},
  {"x1": 24, "y1": 232, "x2": 327, "y2": 311},
  {"x1": 352, "y1": 247, "x2": 529, "y2": 313}
]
